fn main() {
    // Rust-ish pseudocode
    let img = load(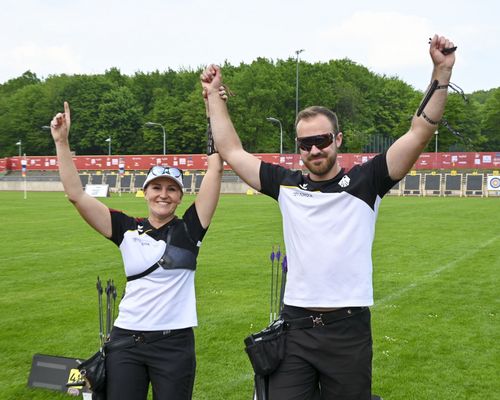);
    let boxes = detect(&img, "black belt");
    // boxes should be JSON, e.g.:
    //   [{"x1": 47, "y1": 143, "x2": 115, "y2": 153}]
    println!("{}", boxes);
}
[
  {"x1": 105, "y1": 328, "x2": 190, "y2": 353},
  {"x1": 284, "y1": 307, "x2": 368, "y2": 330}
]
